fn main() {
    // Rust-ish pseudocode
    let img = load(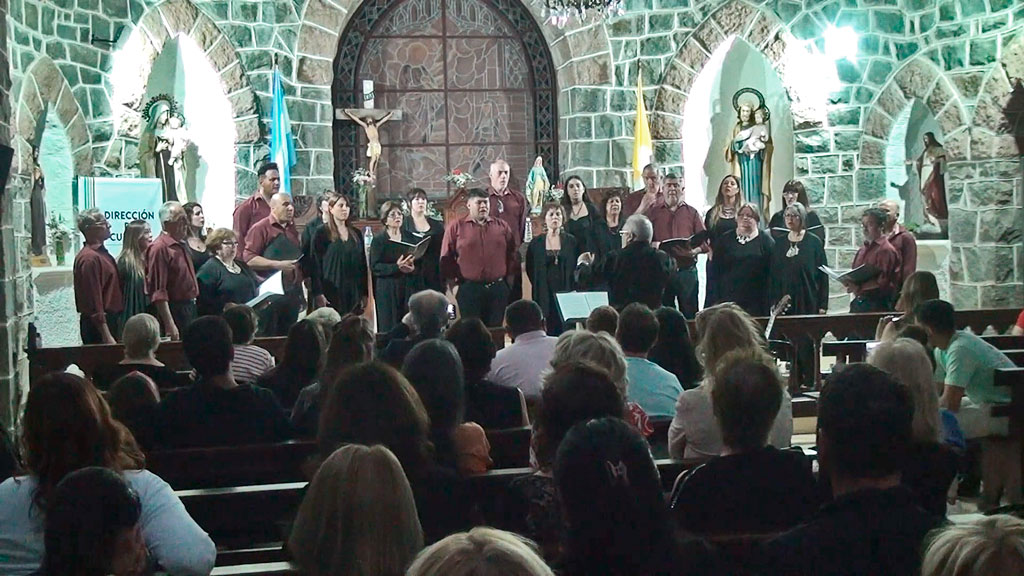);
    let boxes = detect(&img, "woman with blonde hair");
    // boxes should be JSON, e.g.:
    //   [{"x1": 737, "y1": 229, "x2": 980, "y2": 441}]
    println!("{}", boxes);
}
[
  {"x1": 196, "y1": 227, "x2": 260, "y2": 316},
  {"x1": 876, "y1": 270, "x2": 940, "y2": 341},
  {"x1": 92, "y1": 313, "x2": 186, "y2": 391},
  {"x1": 921, "y1": 514, "x2": 1024, "y2": 576},
  {"x1": 406, "y1": 527, "x2": 554, "y2": 576},
  {"x1": 668, "y1": 302, "x2": 793, "y2": 459},
  {"x1": 116, "y1": 219, "x2": 152, "y2": 326},
  {"x1": 289, "y1": 444, "x2": 422, "y2": 576},
  {"x1": 869, "y1": 338, "x2": 958, "y2": 516},
  {"x1": 704, "y1": 175, "x2": 741, "y2": 305}
]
